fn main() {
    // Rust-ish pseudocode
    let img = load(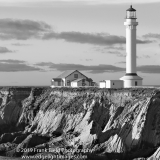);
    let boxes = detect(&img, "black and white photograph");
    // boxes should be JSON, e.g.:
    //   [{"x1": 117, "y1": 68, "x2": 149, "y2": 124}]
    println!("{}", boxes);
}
[{"x1": 0, "y1": 0, "x2": 159, "y2": 159}]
